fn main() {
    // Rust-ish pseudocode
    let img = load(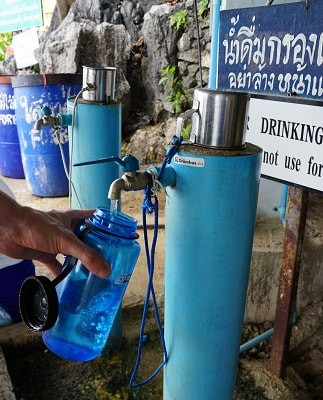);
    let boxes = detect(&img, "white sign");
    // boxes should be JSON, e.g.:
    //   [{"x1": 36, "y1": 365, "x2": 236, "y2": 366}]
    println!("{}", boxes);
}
[
  {"x1": 246, "y1": 98, "x2": 323, "y2": 193},
  {"x1": 174, "y1": 154, "x2": 205, "y2": 168},
  {"x1": 12, "y1": 27, "x2": 39, "y2": 69}
]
